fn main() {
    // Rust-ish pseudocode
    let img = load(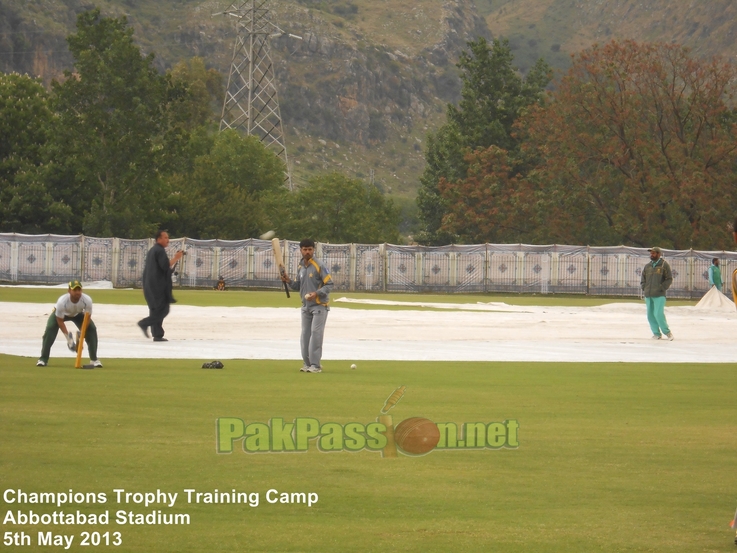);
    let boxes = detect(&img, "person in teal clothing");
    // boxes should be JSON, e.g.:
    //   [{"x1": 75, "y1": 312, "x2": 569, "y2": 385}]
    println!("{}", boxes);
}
[
  {"x1": 708, "y1": 258, "x2": 722, "y2": 289},
  {"x1": 641, "y1": 247, "x2": 674, "y2": 340}
]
